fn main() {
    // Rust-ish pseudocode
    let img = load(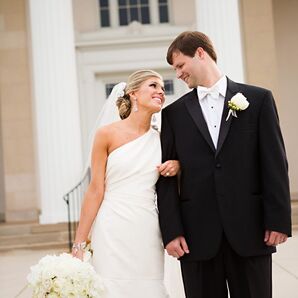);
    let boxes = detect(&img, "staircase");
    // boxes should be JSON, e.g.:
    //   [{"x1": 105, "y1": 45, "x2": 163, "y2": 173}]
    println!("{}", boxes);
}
[
  {"x1": 0, "y1": 222, "x2": 69, "y2": 252},
  {"x1": 0, "y1": 200, "x2": 297, "y2": 252}
]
